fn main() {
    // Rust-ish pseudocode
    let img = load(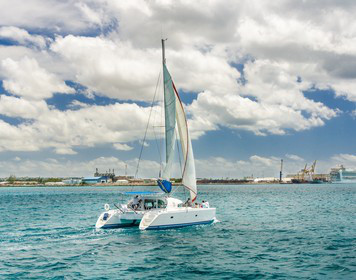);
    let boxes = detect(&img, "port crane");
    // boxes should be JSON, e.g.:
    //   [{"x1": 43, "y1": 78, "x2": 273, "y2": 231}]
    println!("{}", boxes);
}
[{"x1": 297, "y1": 160, "x2": 317, "y2": 181}]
